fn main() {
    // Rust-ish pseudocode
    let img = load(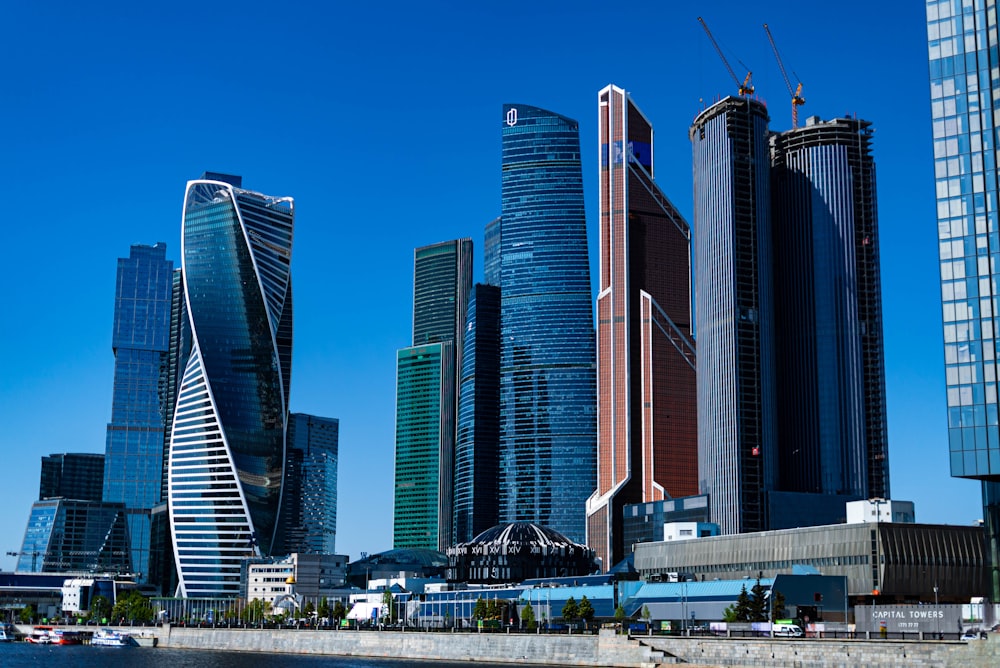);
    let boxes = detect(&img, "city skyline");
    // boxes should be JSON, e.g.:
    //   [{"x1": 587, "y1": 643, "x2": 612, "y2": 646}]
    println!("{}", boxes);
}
[{"x1": 0, "y1": 2, "x2": 974, "y2": 569}]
